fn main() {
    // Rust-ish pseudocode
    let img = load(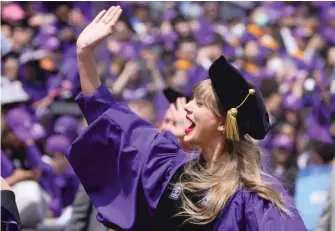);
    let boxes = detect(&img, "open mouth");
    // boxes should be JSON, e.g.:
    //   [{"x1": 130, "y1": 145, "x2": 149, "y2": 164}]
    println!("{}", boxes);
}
[{"x1": 185, "y1": 115, "x2": 196, "y2": 134}]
